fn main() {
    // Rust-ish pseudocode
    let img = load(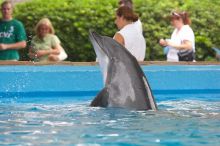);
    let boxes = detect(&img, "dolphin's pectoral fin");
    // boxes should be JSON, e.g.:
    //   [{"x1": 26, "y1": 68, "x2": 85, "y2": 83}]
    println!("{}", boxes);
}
[{"x1": 90, "y1": 88, "x2": 109, "y2": 107}]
